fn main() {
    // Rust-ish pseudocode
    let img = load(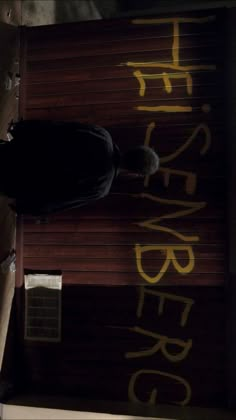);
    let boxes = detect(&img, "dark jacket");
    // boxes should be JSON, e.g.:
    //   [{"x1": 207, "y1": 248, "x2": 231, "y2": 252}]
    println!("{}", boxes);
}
[{"x1": 2, "y1": 120, "x2": 120, "y2": 215}]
